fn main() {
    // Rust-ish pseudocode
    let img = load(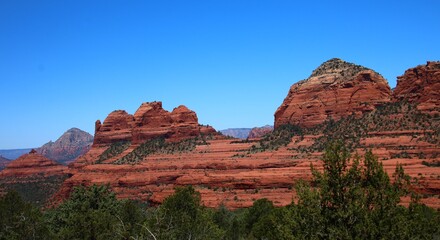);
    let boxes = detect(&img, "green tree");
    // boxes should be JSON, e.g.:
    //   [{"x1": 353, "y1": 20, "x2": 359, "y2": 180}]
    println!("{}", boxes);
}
[
  {"x1": 251, "y1": 206, "x2": 295, "y2": 240},
  {"x1": 0, "y1": 190, "x2": 49, "y2": 240},
  {"x1": 143, "y1": 186, "x2": 223, "y2": 240},
  {"x1": 243, "y1": 198, "x2": 274, "y2": 236},
  {"x1": 115, "y1": 200, "x2": 147, "y2": 240},
  {"x1": 46, "y1": 184, "x2": 122, "y2": 240},
  {"x1": 290, "y1": 141, "x2": 440, "y2": 239}
]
